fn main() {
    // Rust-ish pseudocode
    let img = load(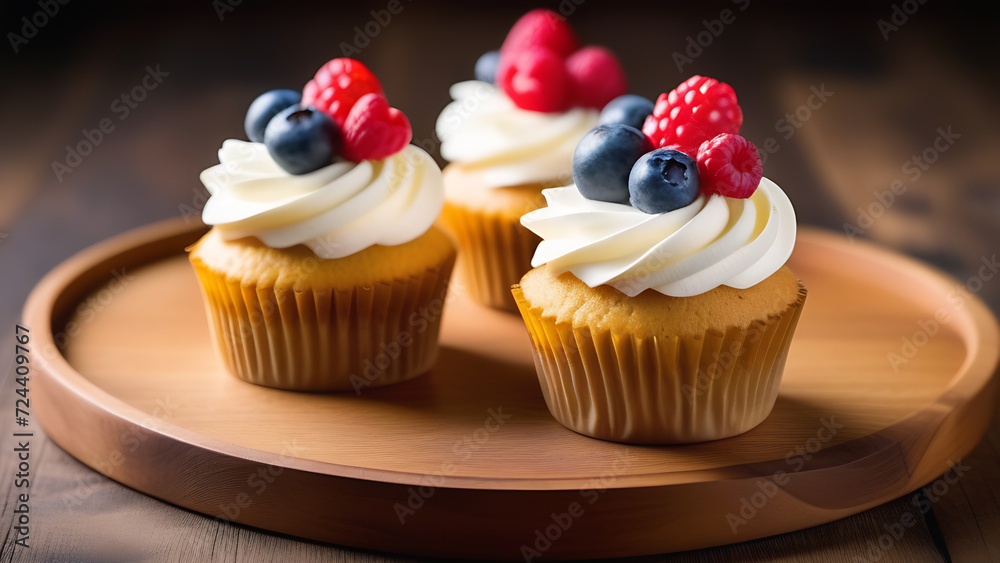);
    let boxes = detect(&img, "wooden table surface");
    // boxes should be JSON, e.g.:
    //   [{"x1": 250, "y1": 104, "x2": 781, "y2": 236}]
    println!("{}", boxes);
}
[{"x1": 1, "y1": 1, "x2": 998, "y2": 561}]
